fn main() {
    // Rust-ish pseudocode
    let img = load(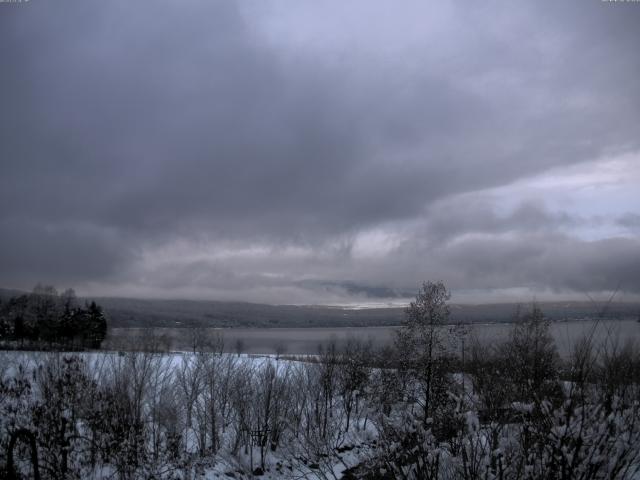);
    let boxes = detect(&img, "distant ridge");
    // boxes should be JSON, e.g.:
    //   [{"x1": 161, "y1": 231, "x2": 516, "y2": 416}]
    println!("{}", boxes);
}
[{"x1": 1, "y1": 288, "x2": 638, "y2": 328}]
